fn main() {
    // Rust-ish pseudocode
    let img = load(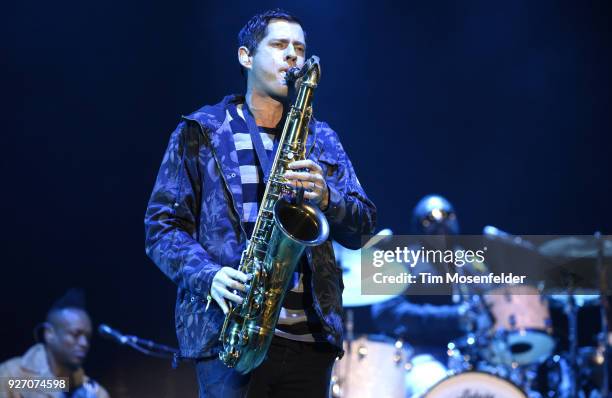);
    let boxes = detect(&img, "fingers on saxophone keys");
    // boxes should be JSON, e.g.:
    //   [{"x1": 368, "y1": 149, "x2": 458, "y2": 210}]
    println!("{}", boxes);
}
[
  {"x1": 288, "y1": 159, "x2": 321, "y2": 173},
  {"x1": 283, "y1": 174, "x2": 317, "y2": 190},
  {"x1": 225, "y1": 267, "x2": 249, "y2": 283},
  {"x1": 283, "y1": 170, "x2": 312, "y2": 181},
  {"x1": 230, "y1": 280, "x2": 247, "y2": 292},
  {"x1": 222, "y1": 288, "x2": 244, "y2": 305},
  {"x1": 281, "y1": 178, "x2": 300, "y2": 192}
]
